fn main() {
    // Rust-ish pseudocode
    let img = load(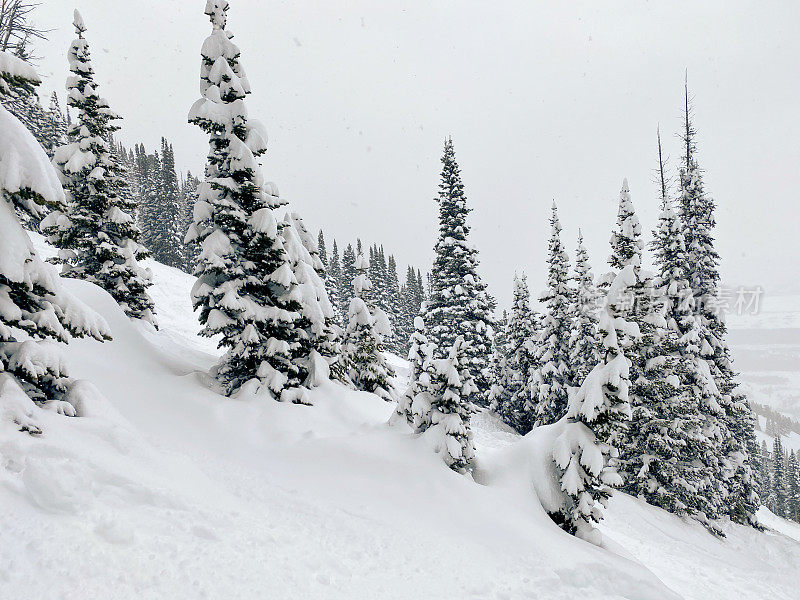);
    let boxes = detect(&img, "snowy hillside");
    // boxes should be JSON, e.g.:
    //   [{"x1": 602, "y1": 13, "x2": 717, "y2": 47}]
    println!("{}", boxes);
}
[{"x1": 0, "y1": 235, "x2": 796, "y2": 599}]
